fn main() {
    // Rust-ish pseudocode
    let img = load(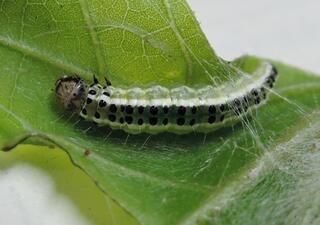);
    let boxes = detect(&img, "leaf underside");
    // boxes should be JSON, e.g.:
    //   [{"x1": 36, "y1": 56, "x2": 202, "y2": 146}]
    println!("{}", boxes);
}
[{"x1": 1, "y1": 1, "x2": 320, "y2": 225}]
